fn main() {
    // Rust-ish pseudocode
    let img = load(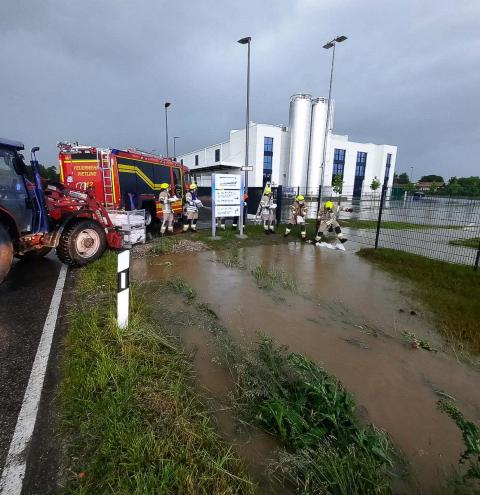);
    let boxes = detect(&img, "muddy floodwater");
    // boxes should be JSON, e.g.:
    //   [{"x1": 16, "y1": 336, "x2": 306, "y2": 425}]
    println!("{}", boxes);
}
[{"x1": 133, "y1": 242, "x2": 480, "y2": 493}]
